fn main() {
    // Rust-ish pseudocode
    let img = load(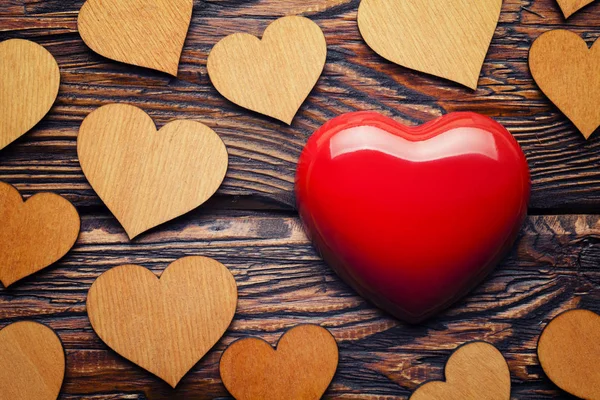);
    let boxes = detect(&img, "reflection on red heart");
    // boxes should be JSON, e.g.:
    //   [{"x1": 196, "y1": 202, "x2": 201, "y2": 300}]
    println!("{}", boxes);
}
[{"x1": 295, "y1": 112, "x2": 530, "y2": 323}]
